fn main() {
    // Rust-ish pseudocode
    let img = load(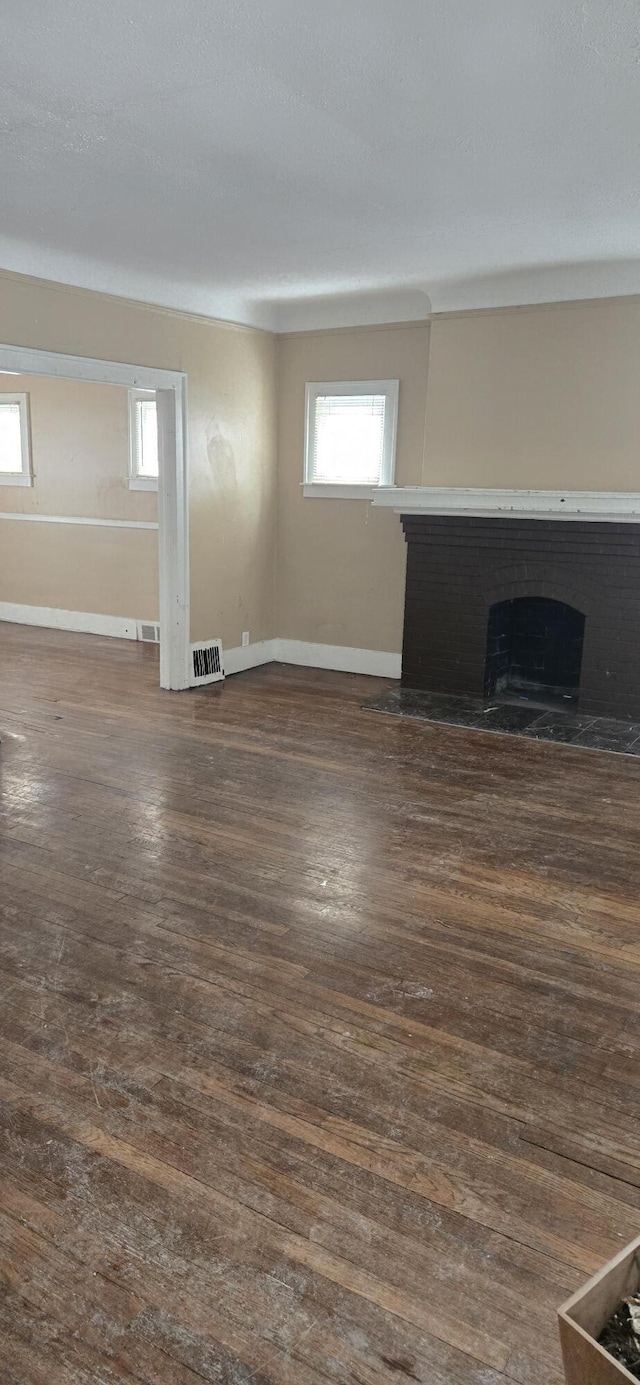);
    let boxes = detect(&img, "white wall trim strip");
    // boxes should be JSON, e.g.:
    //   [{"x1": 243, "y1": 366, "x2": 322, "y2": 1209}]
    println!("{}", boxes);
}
[
  {"x1": 0, "y1": 342, "x2": 184, "y2": 392},
  {"x1": 224, "y1": 640, "x2": 279, "y2": 675},
  {"x1": 0, "y1": 602, "x2": 139, "y2": 639},
  {"x1": 0, "y1": 607, "x2": 401, "y2": 677},
  {"x1": 370, "y1": 486, "x2": 640, "y2": 521},
  {"x1": 0, "y1": 512, "x2": 158, "y2": 529},
  {"x1": 224, "y1": 638, "x2": 401, "y2": 679},
  {"x1": 275, "y1": 639, "x2": 401, "y2": 677}
]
